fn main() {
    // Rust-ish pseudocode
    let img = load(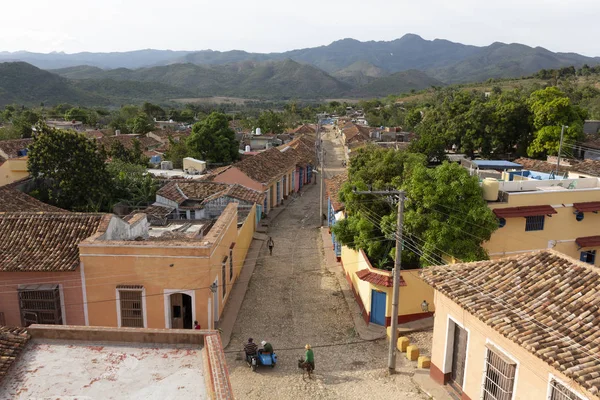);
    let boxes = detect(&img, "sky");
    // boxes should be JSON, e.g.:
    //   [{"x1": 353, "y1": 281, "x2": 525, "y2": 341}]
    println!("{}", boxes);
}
[{"x1": 1, "y1": 0, "x2": 599, "y2": 56}]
